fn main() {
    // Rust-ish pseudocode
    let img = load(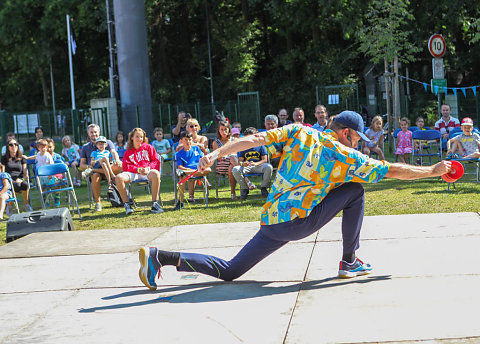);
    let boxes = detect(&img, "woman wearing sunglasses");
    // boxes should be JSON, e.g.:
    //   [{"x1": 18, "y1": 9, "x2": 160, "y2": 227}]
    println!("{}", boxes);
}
[
  {"x1": 0, "y1": 138, "x2": 33, "y2": 213},
  {"x1": 175, "y1": 118, "x2": 209, "y2": 155}
]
